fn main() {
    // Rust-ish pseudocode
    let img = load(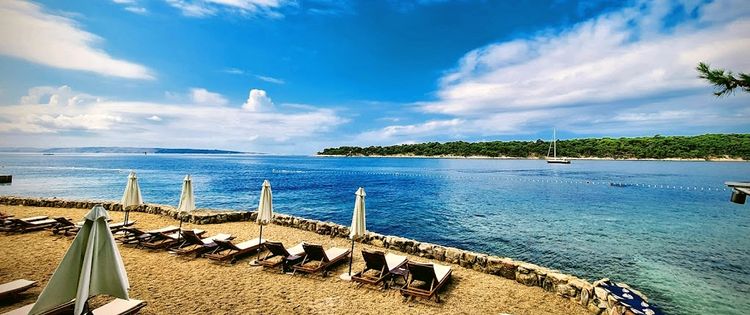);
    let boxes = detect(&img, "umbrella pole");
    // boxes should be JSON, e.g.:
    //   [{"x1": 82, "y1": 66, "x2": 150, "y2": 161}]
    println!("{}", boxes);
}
[
  {"x1": 177, "y1": 216, "x2": 183, "y2": 243},
  {"x1": 257, "y1": 225, "x2": 263, "y2": 255},
  {"x1": 348, "y1": 238, "x2": 355, "y2": 276}
]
